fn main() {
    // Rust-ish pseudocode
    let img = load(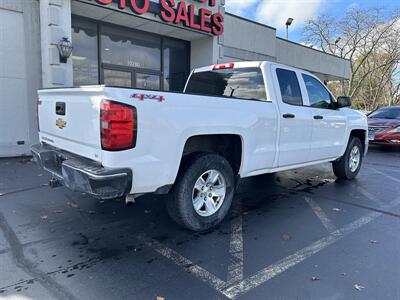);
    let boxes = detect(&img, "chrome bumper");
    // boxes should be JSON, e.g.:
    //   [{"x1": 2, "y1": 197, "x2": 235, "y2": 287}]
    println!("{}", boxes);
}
[{"x1": 31, "y1": 144, "x2": 132, "y2": 200}]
